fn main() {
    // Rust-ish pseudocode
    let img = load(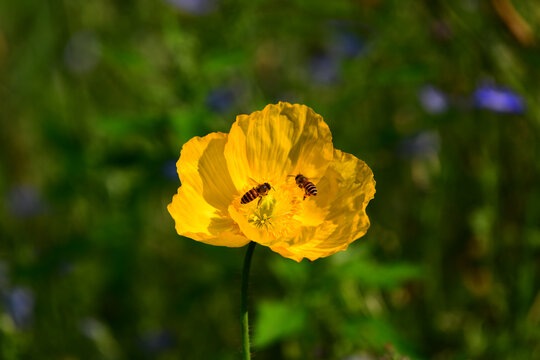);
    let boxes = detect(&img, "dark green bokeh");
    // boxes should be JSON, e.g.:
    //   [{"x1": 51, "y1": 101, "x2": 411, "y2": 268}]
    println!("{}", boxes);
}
[{"x1": 1, "y1": 0, "x2": 540, "y2": 359}]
